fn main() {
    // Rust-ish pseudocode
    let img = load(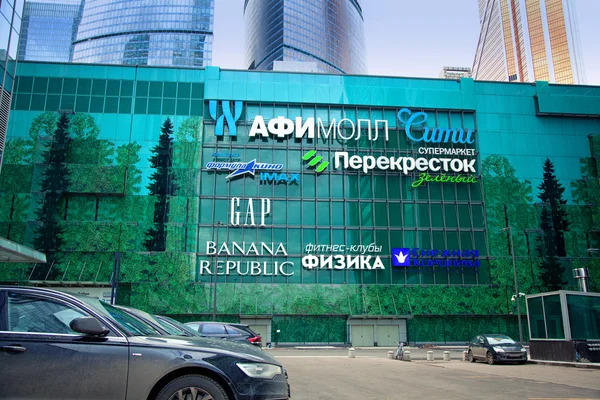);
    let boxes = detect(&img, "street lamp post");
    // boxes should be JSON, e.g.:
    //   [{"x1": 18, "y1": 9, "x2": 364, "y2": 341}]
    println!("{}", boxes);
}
[
  {"x1": 213, "y1": 221, "x2": 224, "y2": 322},
  {"x1": 502, "y1": 226, "x2": 524, "y2": 344}
]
